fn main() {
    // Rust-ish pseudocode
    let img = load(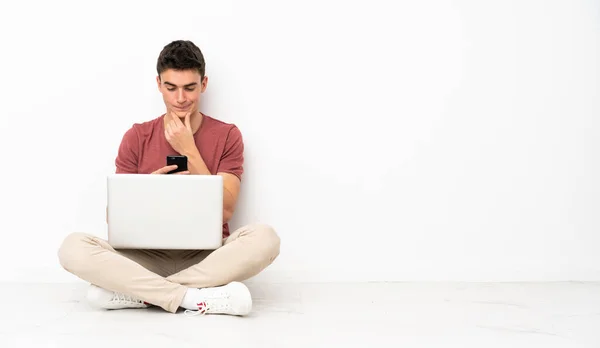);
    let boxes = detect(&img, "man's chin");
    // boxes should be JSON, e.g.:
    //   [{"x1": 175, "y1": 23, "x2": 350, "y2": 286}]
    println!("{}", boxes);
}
[{"x1": 171, "y1": 110, "x2": 188, "y2": 118}]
